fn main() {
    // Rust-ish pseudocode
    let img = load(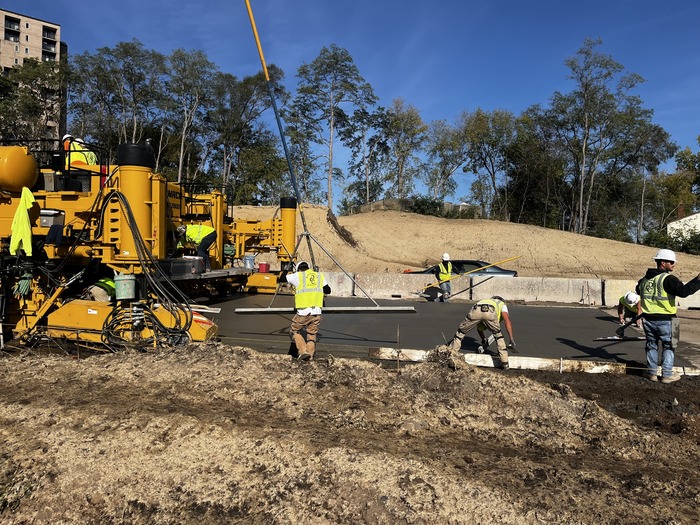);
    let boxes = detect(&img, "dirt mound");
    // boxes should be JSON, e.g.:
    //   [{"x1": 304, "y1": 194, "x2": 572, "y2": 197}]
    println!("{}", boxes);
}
[
  {"x1": 2, "y1": 345, "x2": 699, "y2": 524},
  {"x1": 3, "y1": 207, "x2": 700, "y2": 524},
  {"x1": 235, "y1": 205, "x2": 700, "y2": 280}
]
